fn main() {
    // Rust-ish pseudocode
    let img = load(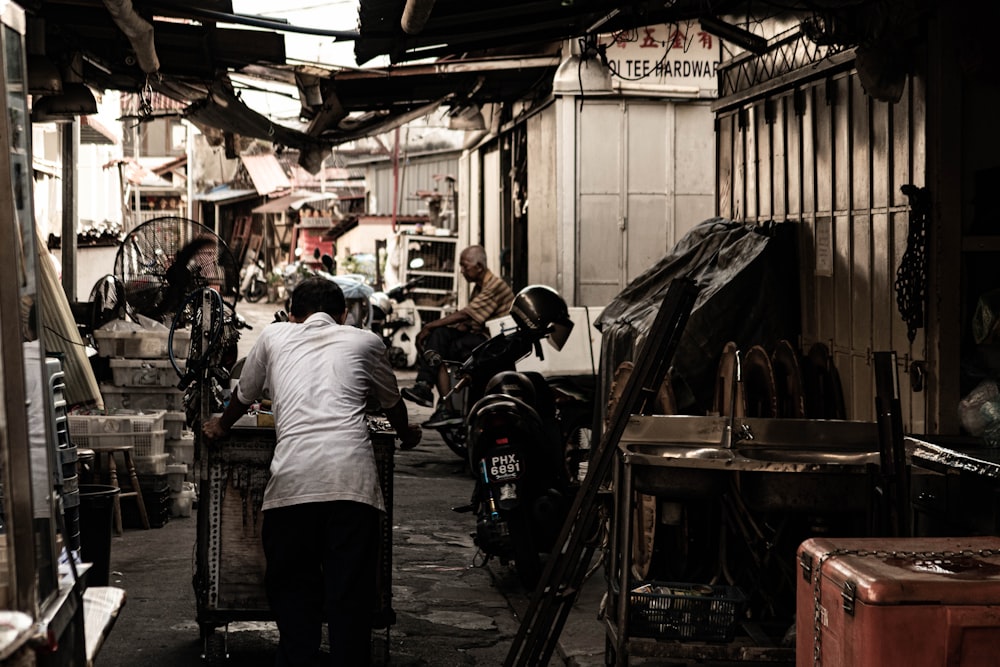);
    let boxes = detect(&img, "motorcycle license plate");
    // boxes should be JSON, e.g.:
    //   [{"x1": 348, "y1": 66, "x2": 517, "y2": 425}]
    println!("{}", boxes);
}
[{"x1": 486, "y1": 452, "x2": 522, "y2": 482}]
